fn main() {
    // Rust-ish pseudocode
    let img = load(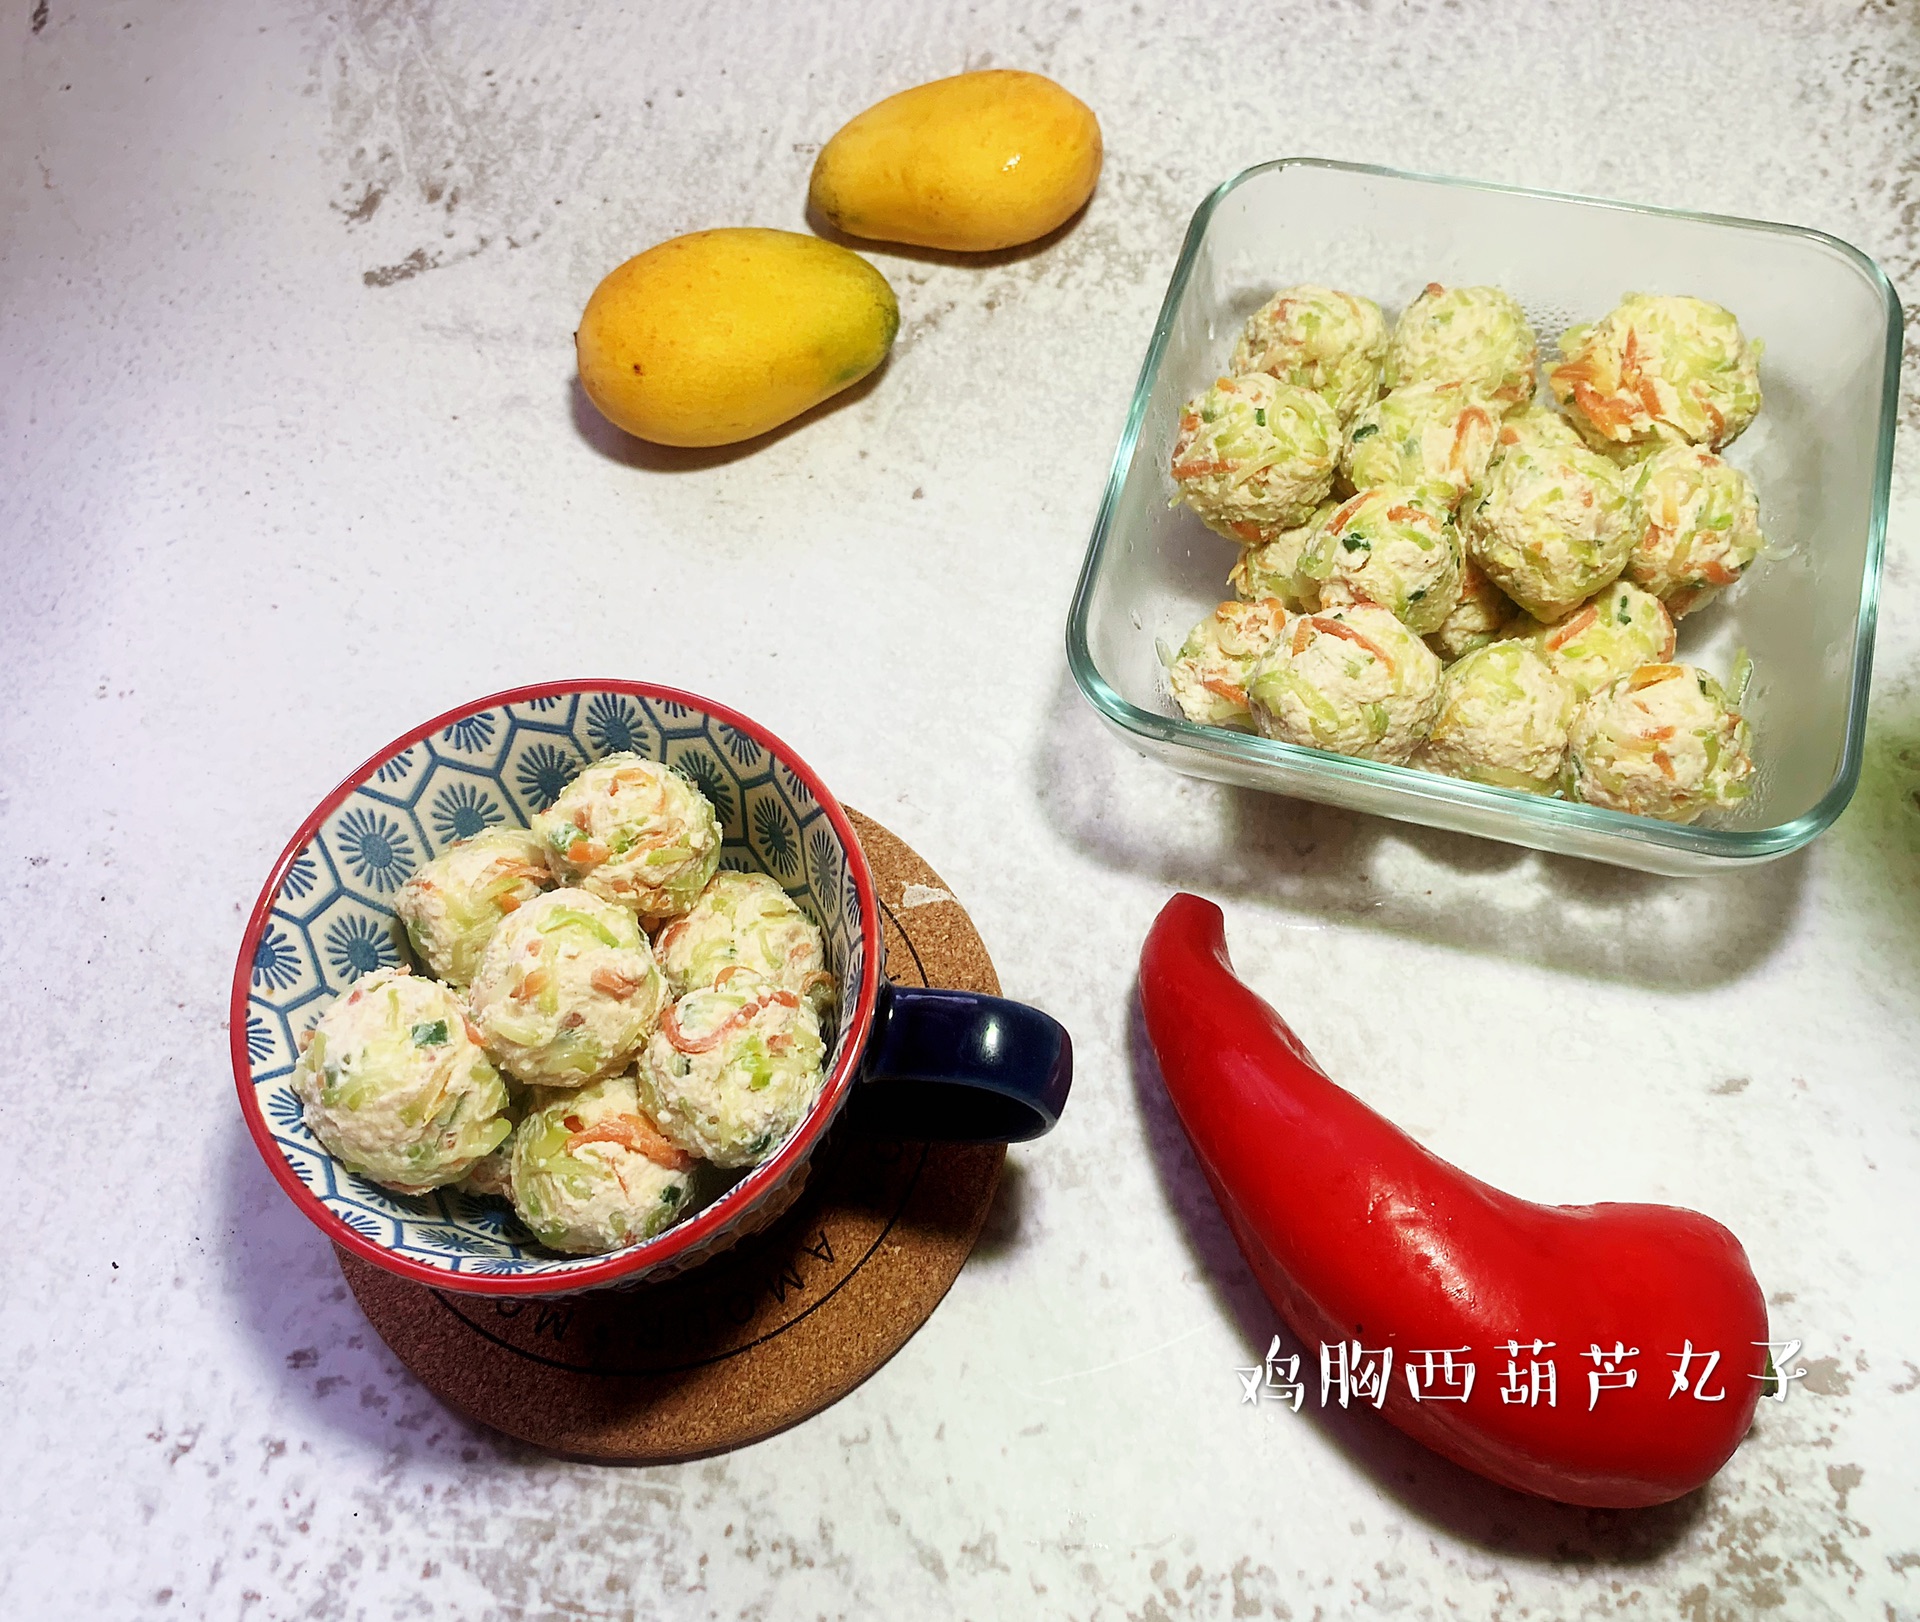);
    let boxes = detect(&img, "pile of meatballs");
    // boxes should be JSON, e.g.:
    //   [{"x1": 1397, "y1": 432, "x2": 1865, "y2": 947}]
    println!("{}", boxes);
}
[
  {"x1": 292, "y1": 753, "x2": 835, "y2": 1256},
  {"x1": 1165, "y1": 283, "x2": 1763, "y2": 821}
]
